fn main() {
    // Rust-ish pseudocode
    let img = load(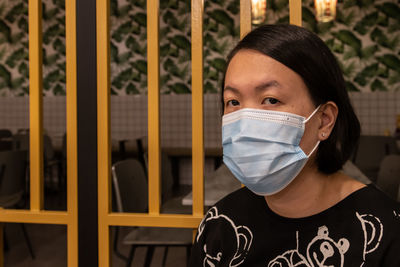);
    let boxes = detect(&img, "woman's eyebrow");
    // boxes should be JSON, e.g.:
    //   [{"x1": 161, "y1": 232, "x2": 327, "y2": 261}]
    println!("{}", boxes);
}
[
  {"x1": 254, "y1": 80, "x2": 280, "y2": 92},
  {"x1": 224, "y1": 80, "x2": 281, "y2": 94},
  {"x1": 223, "y1": 86, "x2": 241, "y2": 95}
]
